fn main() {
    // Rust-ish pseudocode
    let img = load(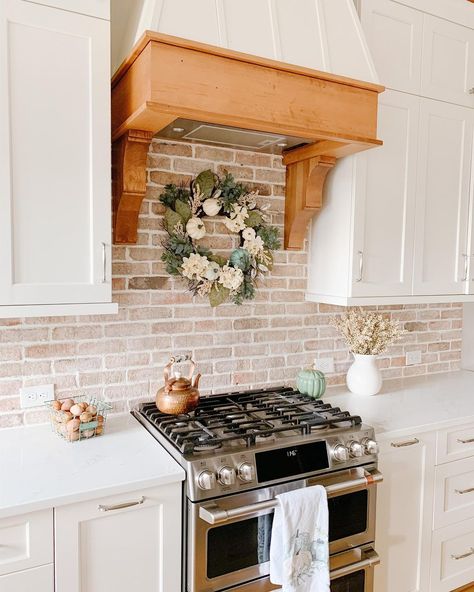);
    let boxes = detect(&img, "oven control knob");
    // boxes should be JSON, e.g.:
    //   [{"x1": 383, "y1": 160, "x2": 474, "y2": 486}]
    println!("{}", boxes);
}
[
  {"x1": 218, "y1": 466, "x2": 236, "y2": 486},
  {"x1": 348, "y1": 440, "x2": 364, "y2": 458},
  {"x1": 238, "y1": 462, "x2": 255, "y2": 482},
  {"x1": 332, "y1": 444, "x2": 349, "y2": 462},
  {"x1": 362, "y1": 438, "x2": 379, "y2": 455},
  {"x1": 197, "y1": 470, "x2": 217, "y2": 491}
]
